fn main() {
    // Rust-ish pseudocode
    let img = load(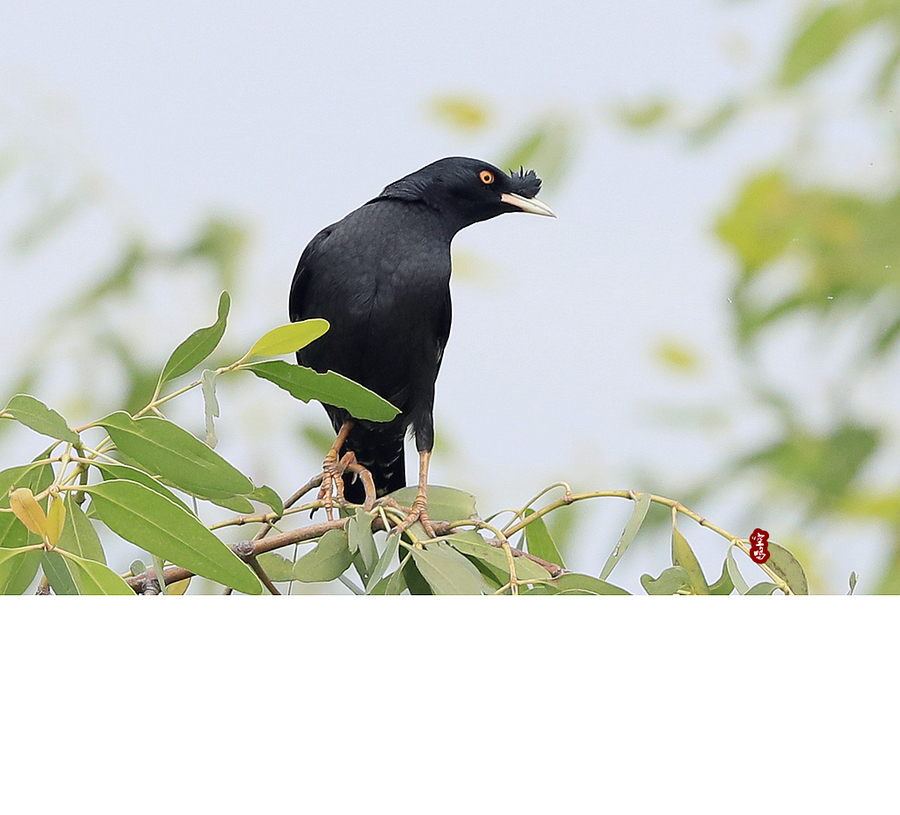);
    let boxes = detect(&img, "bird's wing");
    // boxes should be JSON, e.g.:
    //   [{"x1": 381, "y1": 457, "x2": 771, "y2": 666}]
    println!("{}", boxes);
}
[
  {"x1": 289, "y1": 224, "x2": 334, "y2": 322},
  {"x1": 434, "y1": 287, "x2": 452, "y2": 374}
]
